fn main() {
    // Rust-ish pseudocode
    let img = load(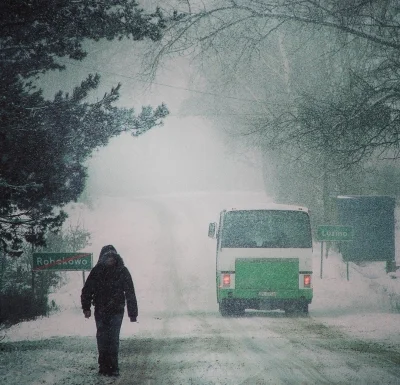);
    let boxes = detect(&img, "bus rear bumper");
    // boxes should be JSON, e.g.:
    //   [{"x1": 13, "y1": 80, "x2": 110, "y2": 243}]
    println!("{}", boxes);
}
[{"x1": 218, "y1": 289, "x2": 312, "y2": 312}]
